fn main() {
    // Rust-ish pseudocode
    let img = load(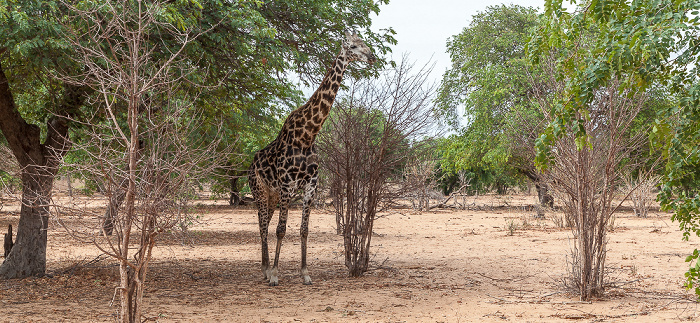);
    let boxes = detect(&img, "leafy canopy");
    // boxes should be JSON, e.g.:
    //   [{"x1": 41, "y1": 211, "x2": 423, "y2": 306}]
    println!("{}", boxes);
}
[
  {"x1": 1, "y1": 0, "x2": 397, "y2": 193},
  {"x1": 436, "y1": 4, "x2": 540, "y2": 191}
]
